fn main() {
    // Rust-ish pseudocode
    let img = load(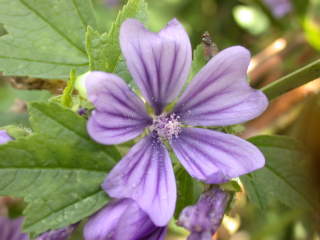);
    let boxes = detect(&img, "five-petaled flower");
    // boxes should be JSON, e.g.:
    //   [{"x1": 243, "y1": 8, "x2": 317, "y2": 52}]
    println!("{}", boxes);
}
[{"x1": 86, "y1": 18, "x2": 268, "y2": 226}]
